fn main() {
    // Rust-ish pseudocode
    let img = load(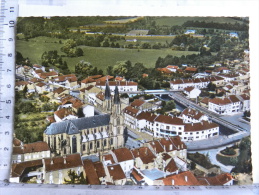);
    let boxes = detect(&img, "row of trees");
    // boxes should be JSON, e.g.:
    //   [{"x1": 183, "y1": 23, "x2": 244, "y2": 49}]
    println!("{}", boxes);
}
[{"x1": 183, "y1": 20, "x2": 249, "y2": 31}]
